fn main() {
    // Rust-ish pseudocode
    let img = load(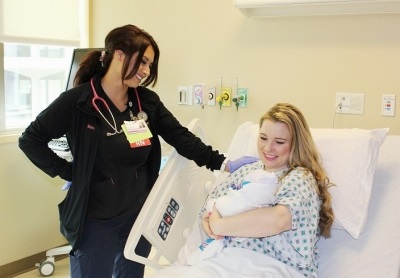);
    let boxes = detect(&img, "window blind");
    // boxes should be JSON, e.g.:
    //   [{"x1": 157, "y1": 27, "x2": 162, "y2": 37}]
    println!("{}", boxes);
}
[{"x1": 0, "y1": 0, "x2": 82, "y2": 46}]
